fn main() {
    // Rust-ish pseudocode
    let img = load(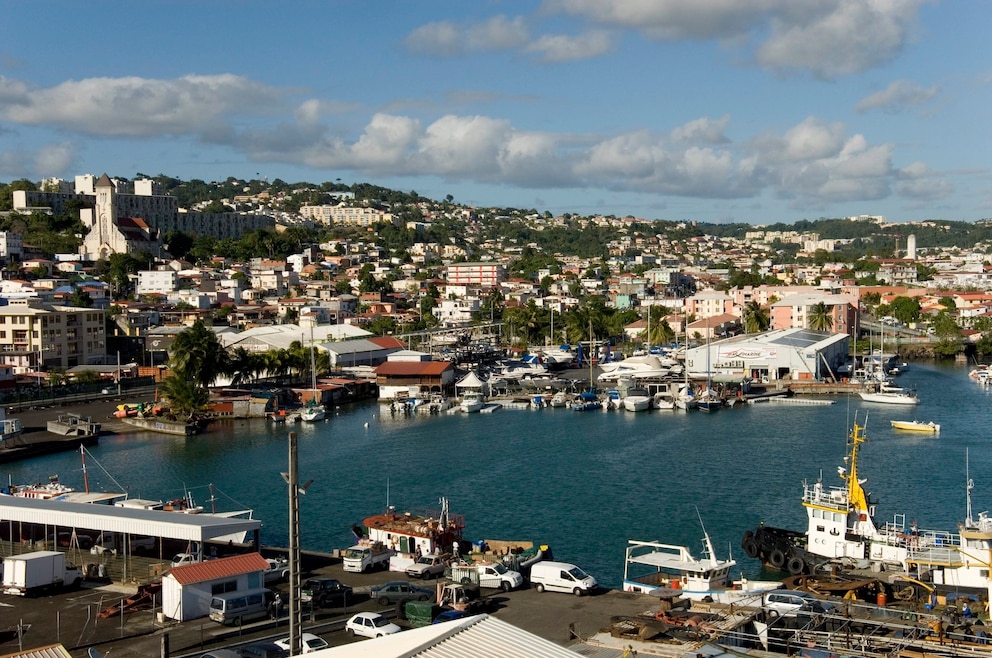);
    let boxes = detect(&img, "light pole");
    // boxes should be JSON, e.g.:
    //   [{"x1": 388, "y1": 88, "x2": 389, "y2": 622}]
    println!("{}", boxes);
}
[
  {"x1": 116, "y1": 351, "x2": 122, "y2": 397},
  {"x1": 281, "y1": 432, "x2": 312, "y2": 657}
]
